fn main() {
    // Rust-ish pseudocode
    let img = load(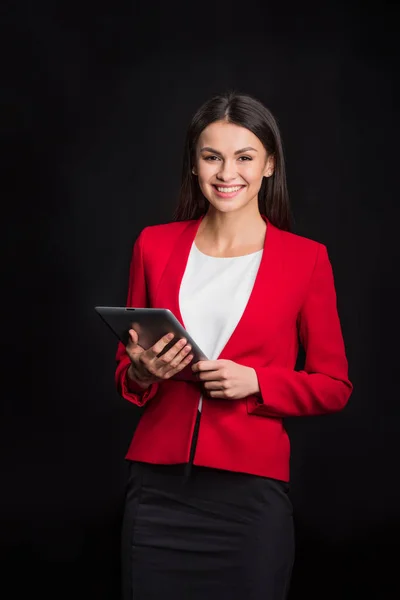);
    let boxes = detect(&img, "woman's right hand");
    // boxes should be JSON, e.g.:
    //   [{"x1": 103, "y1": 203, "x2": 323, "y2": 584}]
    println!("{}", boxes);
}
[{"x1": 126, "y1": 329, "x2": 194, "y2": 388}]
